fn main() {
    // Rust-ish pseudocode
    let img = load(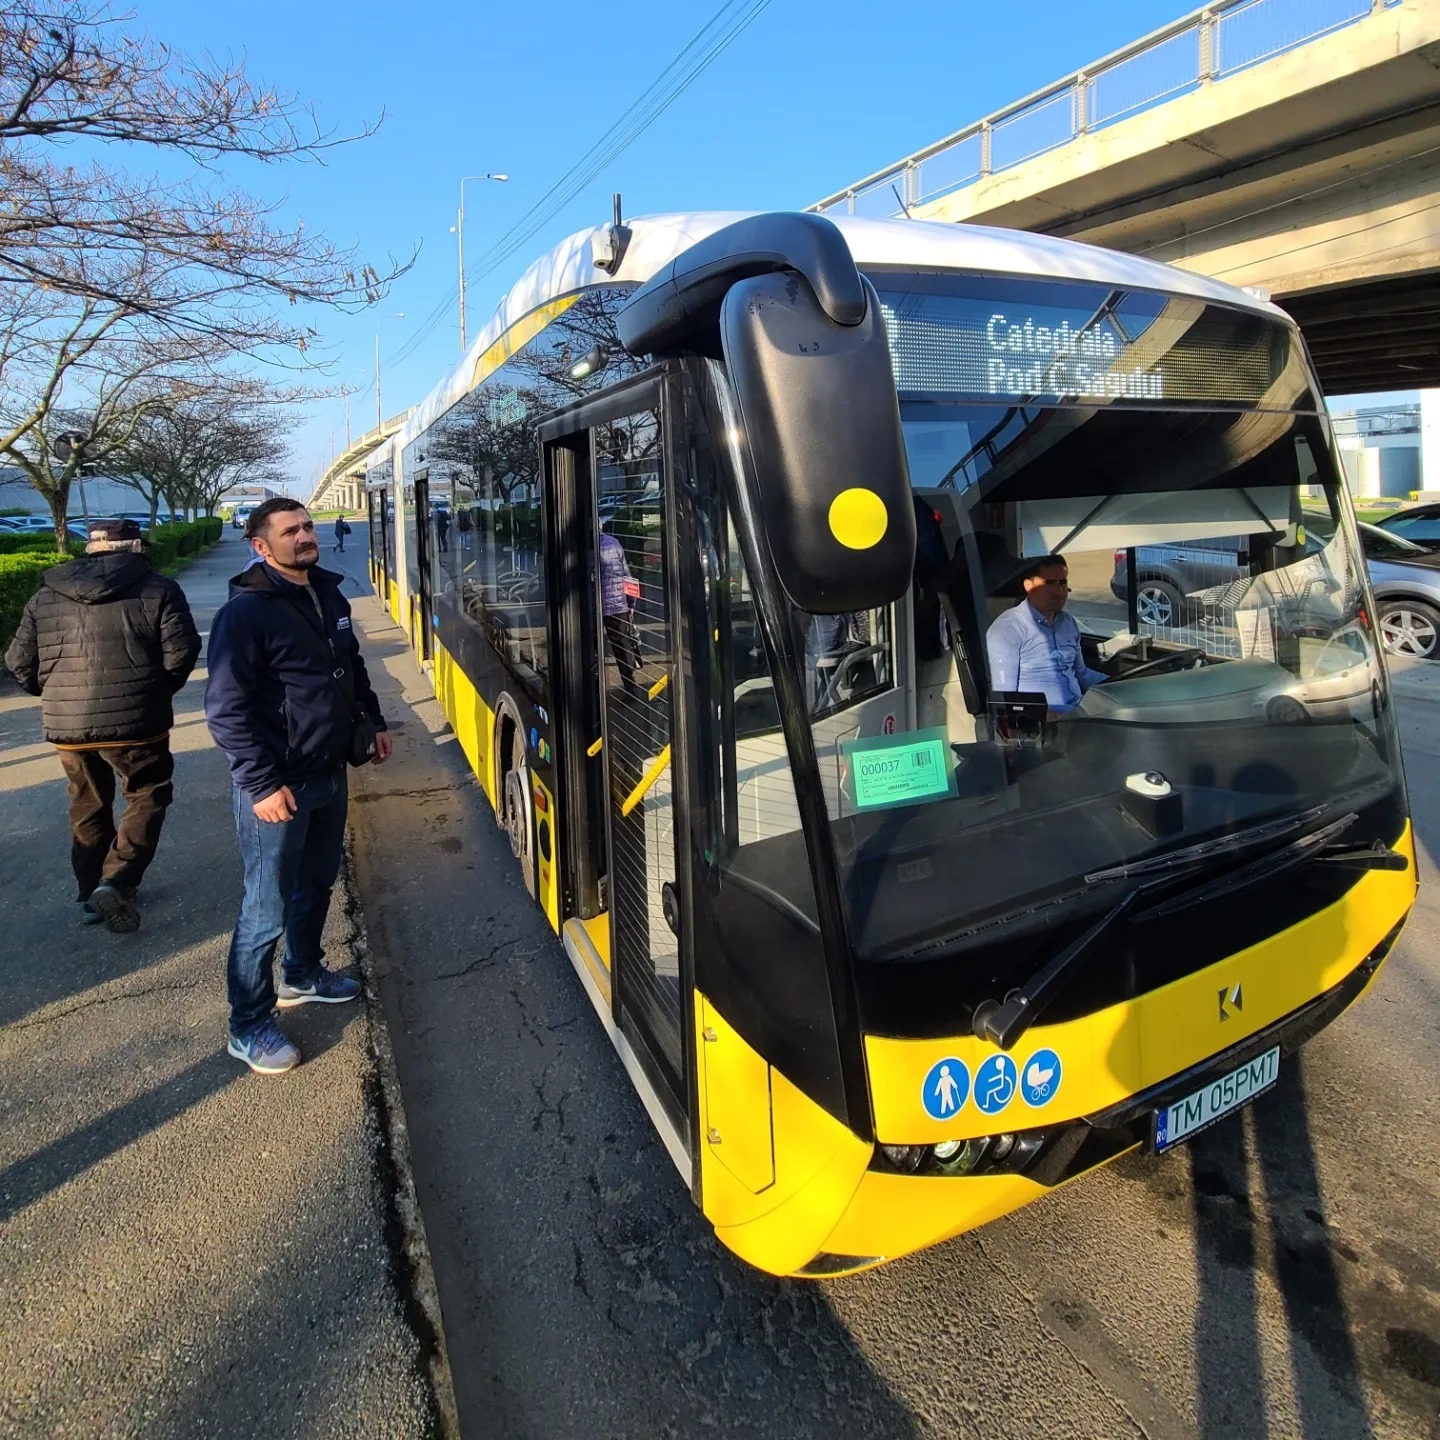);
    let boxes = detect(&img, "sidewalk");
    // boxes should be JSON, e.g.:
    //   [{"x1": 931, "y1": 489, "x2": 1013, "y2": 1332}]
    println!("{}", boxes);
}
[{"x1": 0, "y1": 532, "x2": 442, "y2": 1439}]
